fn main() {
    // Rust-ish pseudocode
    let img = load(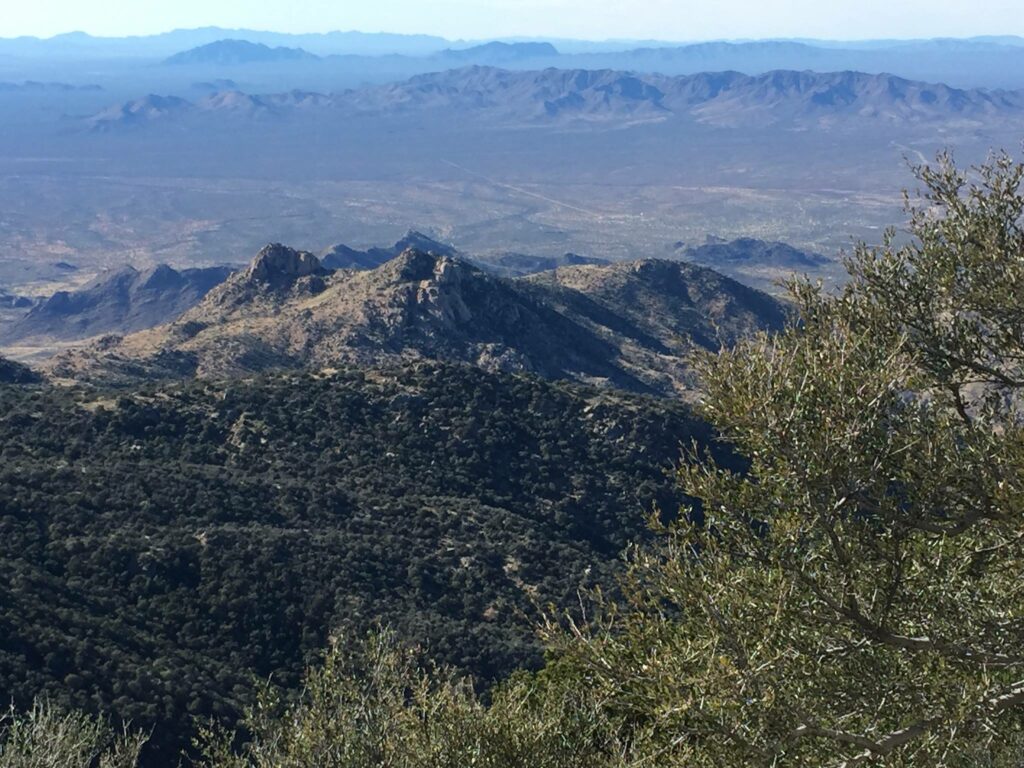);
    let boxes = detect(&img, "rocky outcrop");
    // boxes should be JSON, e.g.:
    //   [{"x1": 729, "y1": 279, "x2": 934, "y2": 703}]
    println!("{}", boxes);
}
[{"x1": 244, "y1": 243, "x2": 328, "y2": 286}]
